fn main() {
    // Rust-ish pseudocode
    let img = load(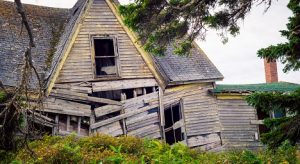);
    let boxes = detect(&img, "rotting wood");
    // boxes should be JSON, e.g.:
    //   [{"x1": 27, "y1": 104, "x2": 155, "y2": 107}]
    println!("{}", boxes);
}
[
  {"x1": 159, "y1": 87, "x2": 165, "y2": 127},
  {"x1": 92, "y1": 79, "x2": 157, "y2": 92},
  {"x1": 54, "y1": 84, "x2": 92, "y2": 94},
  {"x1": 89, "y1": 114, "x2": 95, "y2": 135},
  {"x1": 127, "y1": 115, "x2": 159, "y2": 131},
  {"x1": 94, "y1": 105, "x2": 122, "y2": 117},
  {"x1": 172, "y1": 119, "x2": 184, "y2": 130},
  {"x1": 51, "y1": 89, "x2": 121, "y2": 105},
  {"x1": 96, "y1": 121, "x2": 123, "y2": 137},
  {"x1": 121, "y1": 92, "x2": 127, "y2": 135},
  {"x1": 91, "y1": 103, "x2": 159, "y2": 129},
  {"x1": 67, "y1": 115, "x2": 70, "y2": 131},
  {"x1": 43, "y1": 98, "x2": 91, "y2": 116},
  {"x1": 78, "y1": 117, "x2": 81, "y2": 135},
  {"x1": 53, "y1": 115, "x2": 59, "y2": 135}
]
